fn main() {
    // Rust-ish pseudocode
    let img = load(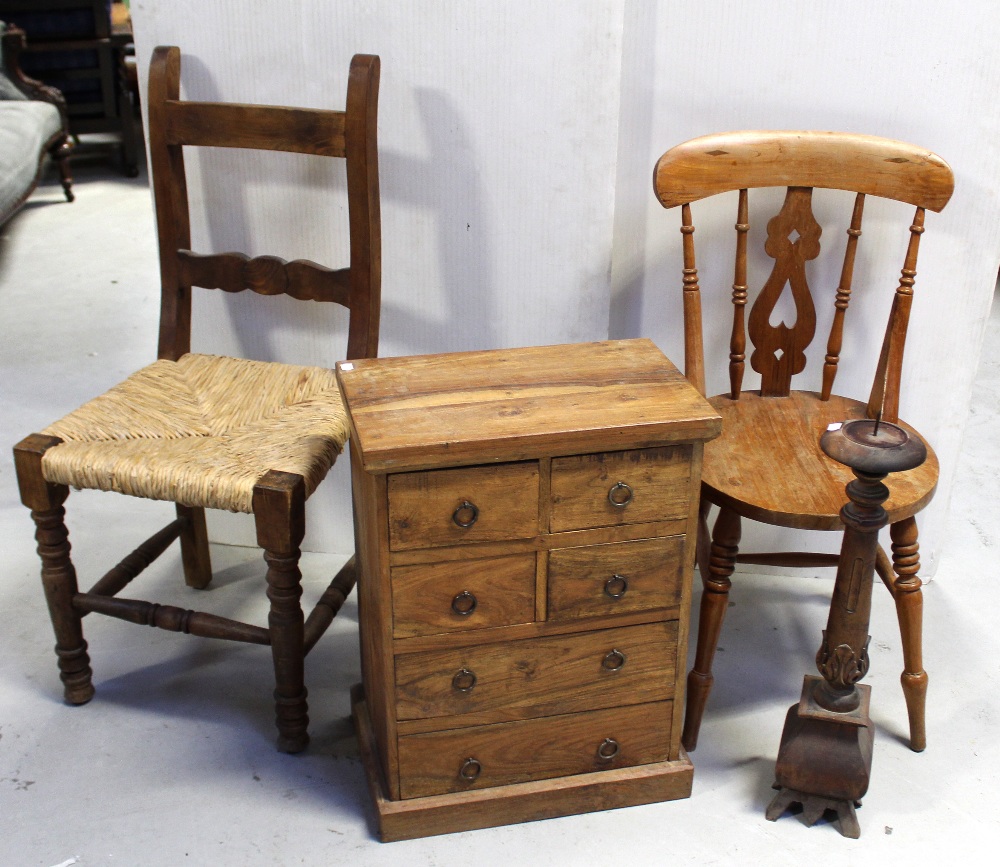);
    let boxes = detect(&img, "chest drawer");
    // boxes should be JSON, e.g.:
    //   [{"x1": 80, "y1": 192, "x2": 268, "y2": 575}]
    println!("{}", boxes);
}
[
  {"x1": 391, "y1": 553, "x2": 536, "y2": 638},
  {"x1": 397, "y1": 700, "x2": 673, "y2": 798},
  {"x1": 388, "y1": 462, "x2": 539, "y2": 550},
  {"x1": 547, "y1": 535, "x2": 685, "y2": 621},
  {"x1": 549, "y1": 446, "x2": 692, "y2": 532},
  {"x1": 394, "y1": 621, "x2": 677, "y2": 723}
]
